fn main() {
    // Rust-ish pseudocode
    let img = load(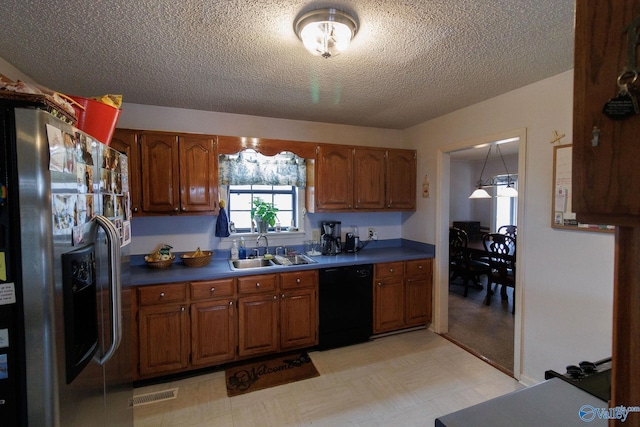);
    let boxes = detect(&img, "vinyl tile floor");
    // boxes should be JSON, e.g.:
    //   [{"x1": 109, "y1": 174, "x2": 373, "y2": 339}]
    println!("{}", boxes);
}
[{"x1": 133, "y1": 329, "x2": 523, "y2": 427}]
